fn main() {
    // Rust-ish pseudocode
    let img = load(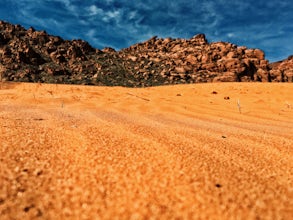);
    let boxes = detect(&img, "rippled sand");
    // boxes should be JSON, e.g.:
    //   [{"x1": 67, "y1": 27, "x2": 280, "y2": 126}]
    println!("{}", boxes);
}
[{"x1": 0, "y1": 82, "x2": 292, "y2": 219}]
